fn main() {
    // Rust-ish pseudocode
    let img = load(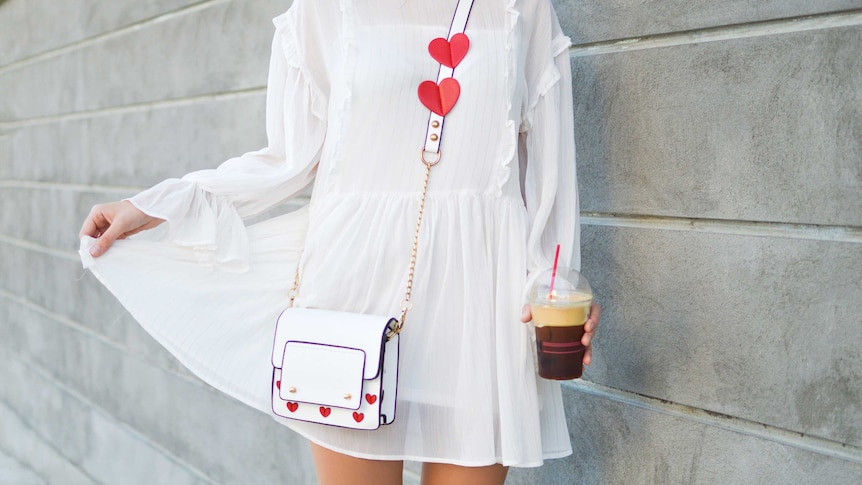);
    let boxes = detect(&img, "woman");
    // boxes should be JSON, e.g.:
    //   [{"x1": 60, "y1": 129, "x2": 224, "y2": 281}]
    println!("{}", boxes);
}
[{"x1": 79, "y1": 0, "x2": 600, "y2": 483}]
